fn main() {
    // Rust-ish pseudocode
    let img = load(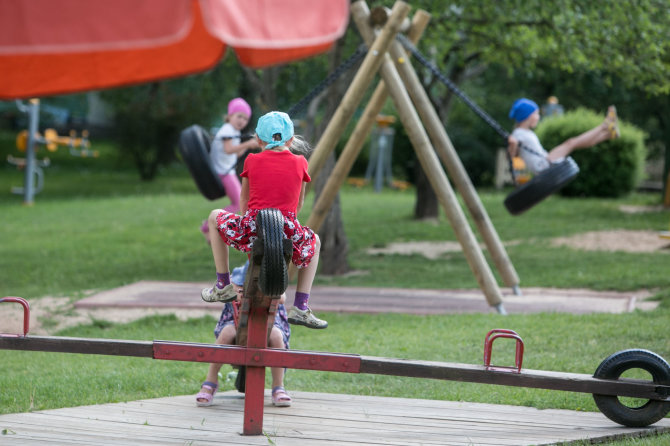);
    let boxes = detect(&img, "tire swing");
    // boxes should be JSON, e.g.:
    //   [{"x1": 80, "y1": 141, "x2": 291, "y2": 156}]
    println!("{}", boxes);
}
[
  {"x1": 178, "y1": 125, "x2": 226, "y2": 201},
  {"x1": 396, "y1": 34, "x2": 580, "y2": 216},
  {"x1": 593, "y1": 349, "x2": 670, "y2": 427},
  {"x1": 503, "y1": 156, "x2": 579, "y2": 215}
]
